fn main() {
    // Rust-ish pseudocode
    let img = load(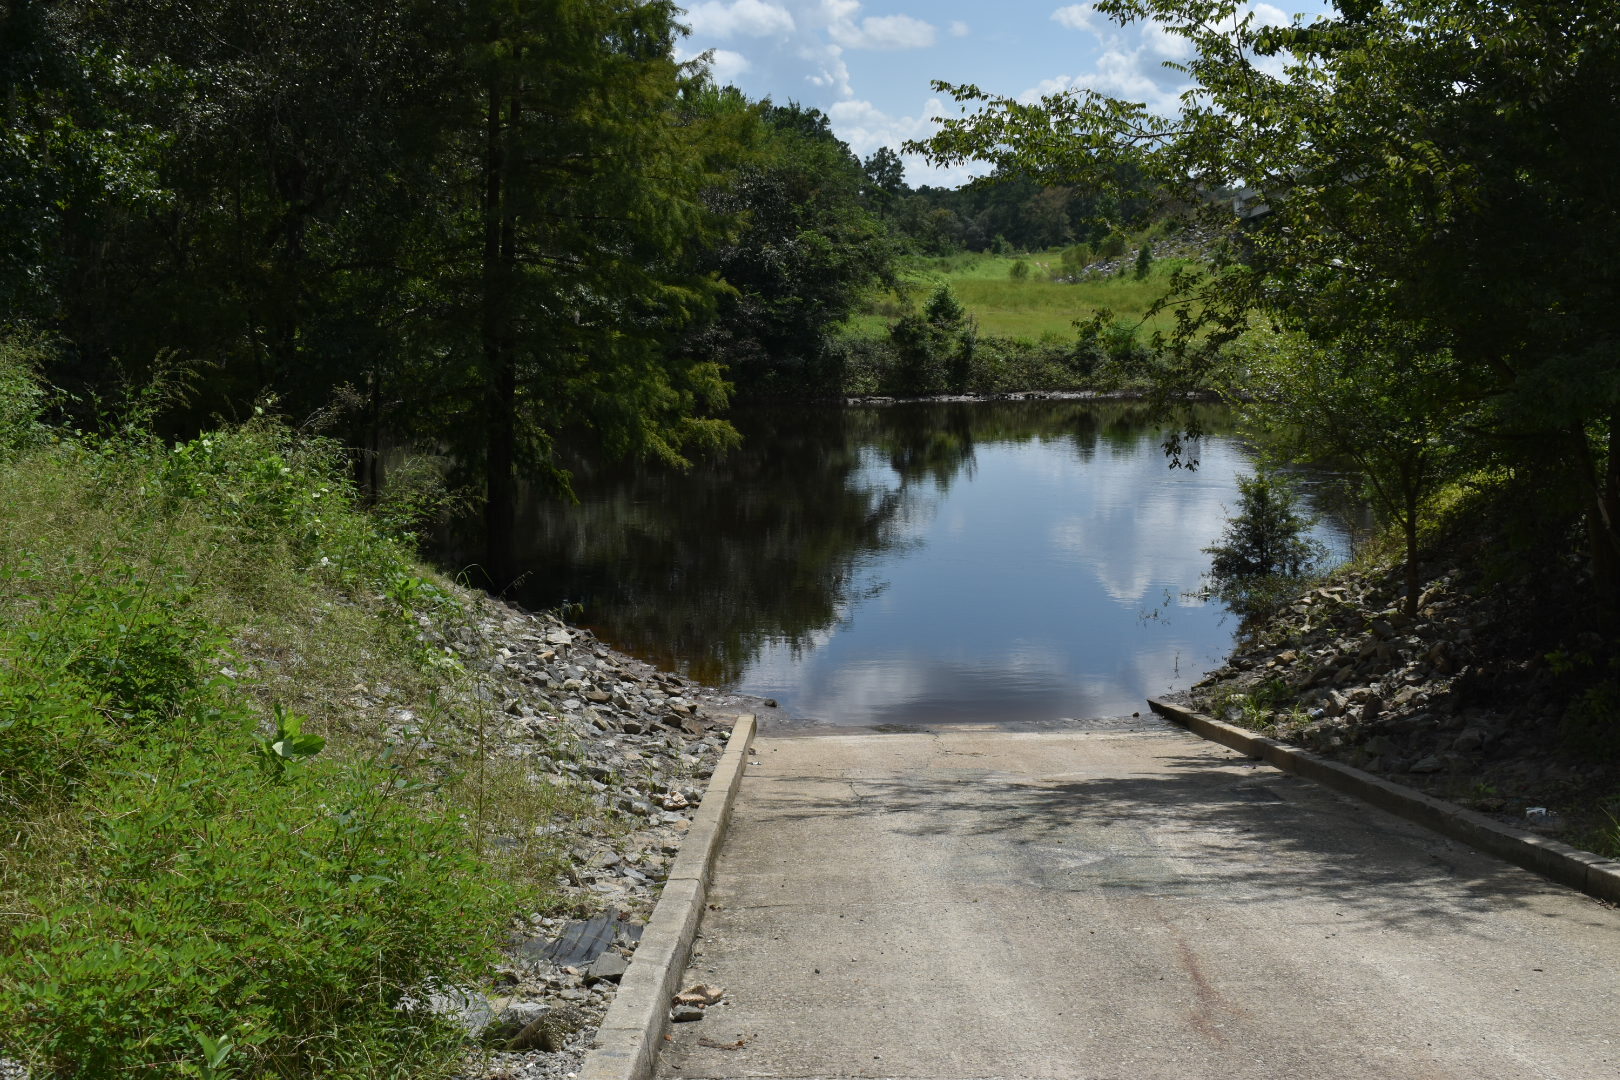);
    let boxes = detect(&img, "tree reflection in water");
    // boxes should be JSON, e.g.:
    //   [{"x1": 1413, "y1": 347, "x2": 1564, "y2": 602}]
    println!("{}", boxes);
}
[
  {"x1": 495, "y1": 401, "x2": 1245, "y2": 695},
  {"x1": 473, "y1": 399, "x2": 1360, "y2": 725}
]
